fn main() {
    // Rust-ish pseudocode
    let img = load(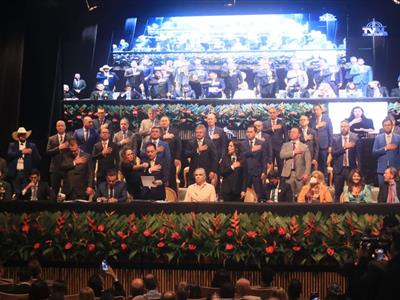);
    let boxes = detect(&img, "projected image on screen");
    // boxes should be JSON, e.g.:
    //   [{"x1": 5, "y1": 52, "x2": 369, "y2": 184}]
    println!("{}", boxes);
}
[
  {"x1": 113, "y1": 13, "x2": 345, "y2": 68},
  {"x1": 328, "y1": 102, "x2": 388, "y2": 134}
]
